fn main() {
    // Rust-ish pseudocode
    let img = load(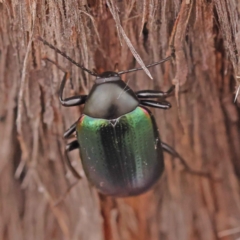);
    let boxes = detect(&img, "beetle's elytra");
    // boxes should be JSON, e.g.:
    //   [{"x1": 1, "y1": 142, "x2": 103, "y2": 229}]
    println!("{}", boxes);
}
[{"x1": 38, "y1": 37, "x2": 208, "y2": 197}]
